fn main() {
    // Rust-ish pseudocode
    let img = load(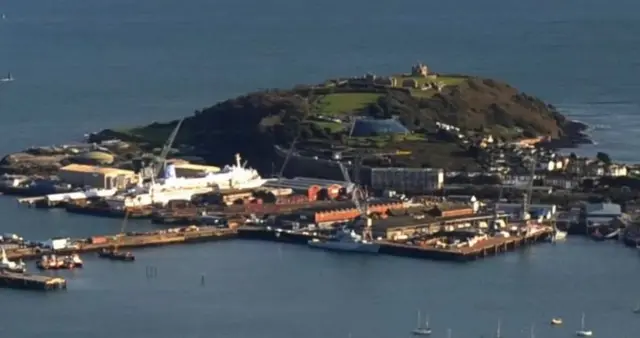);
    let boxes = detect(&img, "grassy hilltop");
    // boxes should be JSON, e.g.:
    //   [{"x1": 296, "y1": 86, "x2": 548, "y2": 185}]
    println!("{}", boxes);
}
[{"x1": 91, "y1": 65, "x2": 578, "y2": 171}]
